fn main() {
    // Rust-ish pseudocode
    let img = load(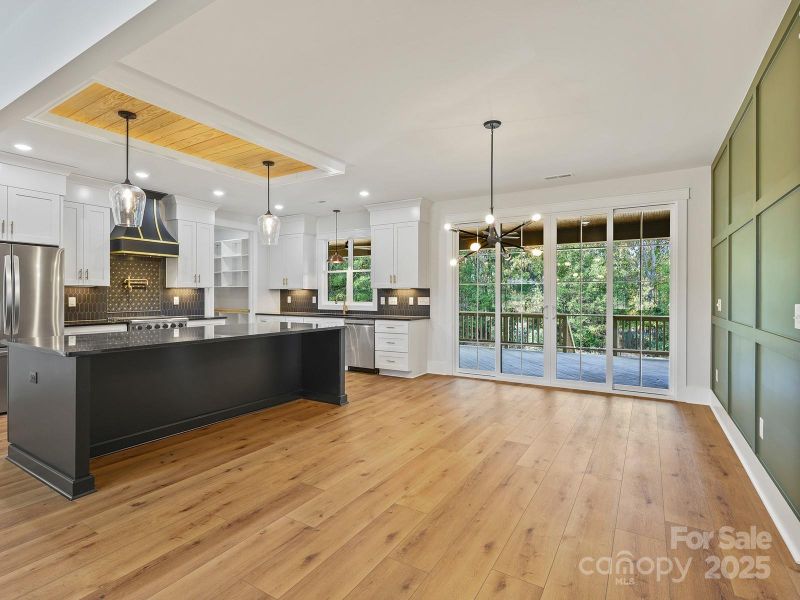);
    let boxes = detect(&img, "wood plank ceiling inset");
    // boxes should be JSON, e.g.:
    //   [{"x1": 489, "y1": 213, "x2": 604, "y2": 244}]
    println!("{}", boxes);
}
[{"x1": 50, "y1": 83, "x2": 314, "y2": 179}]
